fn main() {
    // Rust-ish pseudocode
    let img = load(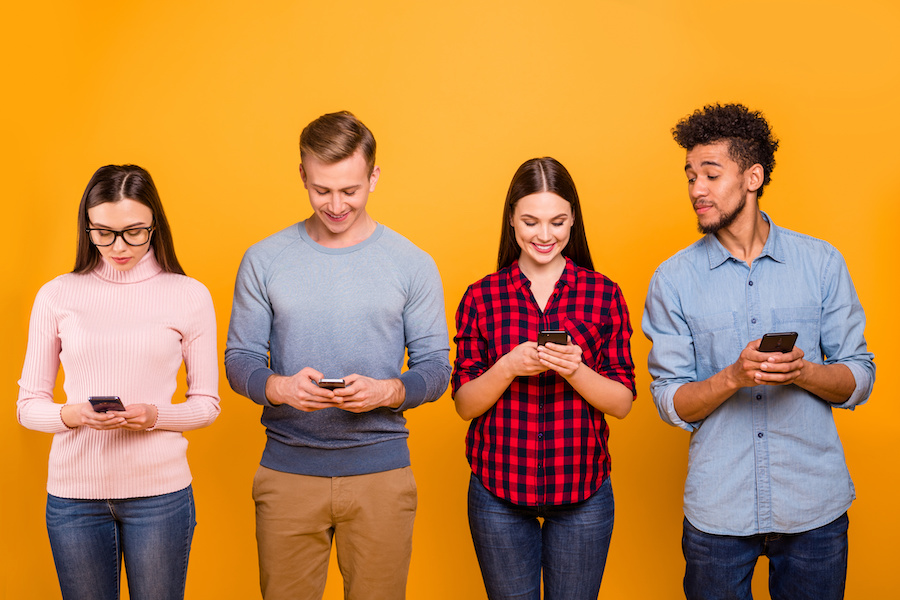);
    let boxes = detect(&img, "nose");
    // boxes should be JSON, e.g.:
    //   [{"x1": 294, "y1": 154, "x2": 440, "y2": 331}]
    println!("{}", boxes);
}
[
  {"x1": 328, "y1": 192, "x2": 345, "y2": 213},
  {"x1": 689, "y1": 179, "x2": 707, "y2": 202},
  {"x1": 538, "y1": 223, "x2": 552, "y2": 241},
  {"x1": 111, "y1": 234, "x2": 129, "y2": 251}
]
